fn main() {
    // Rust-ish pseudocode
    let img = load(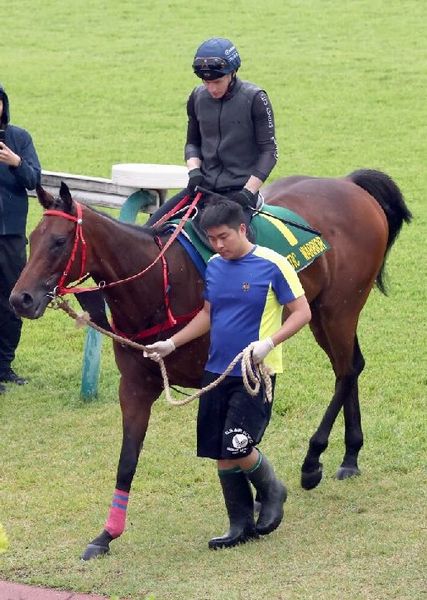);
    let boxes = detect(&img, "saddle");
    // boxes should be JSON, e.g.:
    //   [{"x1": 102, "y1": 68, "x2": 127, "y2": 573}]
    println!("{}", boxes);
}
[
  {"x1": 75, "y1": 205, "x2": 329, "y2": 333},
  {"x1": 167, "y1": 204, "x2": 330, "y2": 276}
]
